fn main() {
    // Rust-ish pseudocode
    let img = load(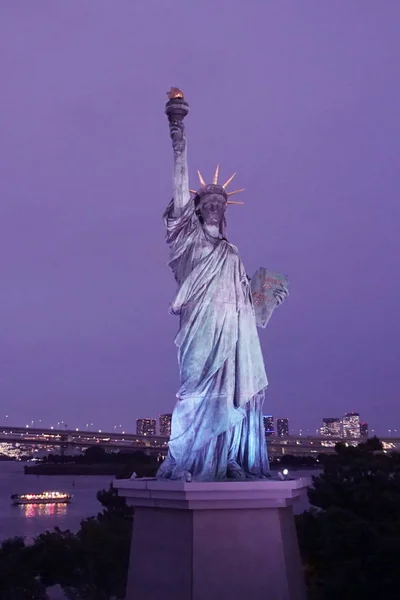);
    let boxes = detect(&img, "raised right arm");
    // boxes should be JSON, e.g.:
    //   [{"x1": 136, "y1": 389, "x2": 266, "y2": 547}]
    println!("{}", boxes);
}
[{"x1": 165, "y1": 90, "x2": 190, "y2": 216}]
